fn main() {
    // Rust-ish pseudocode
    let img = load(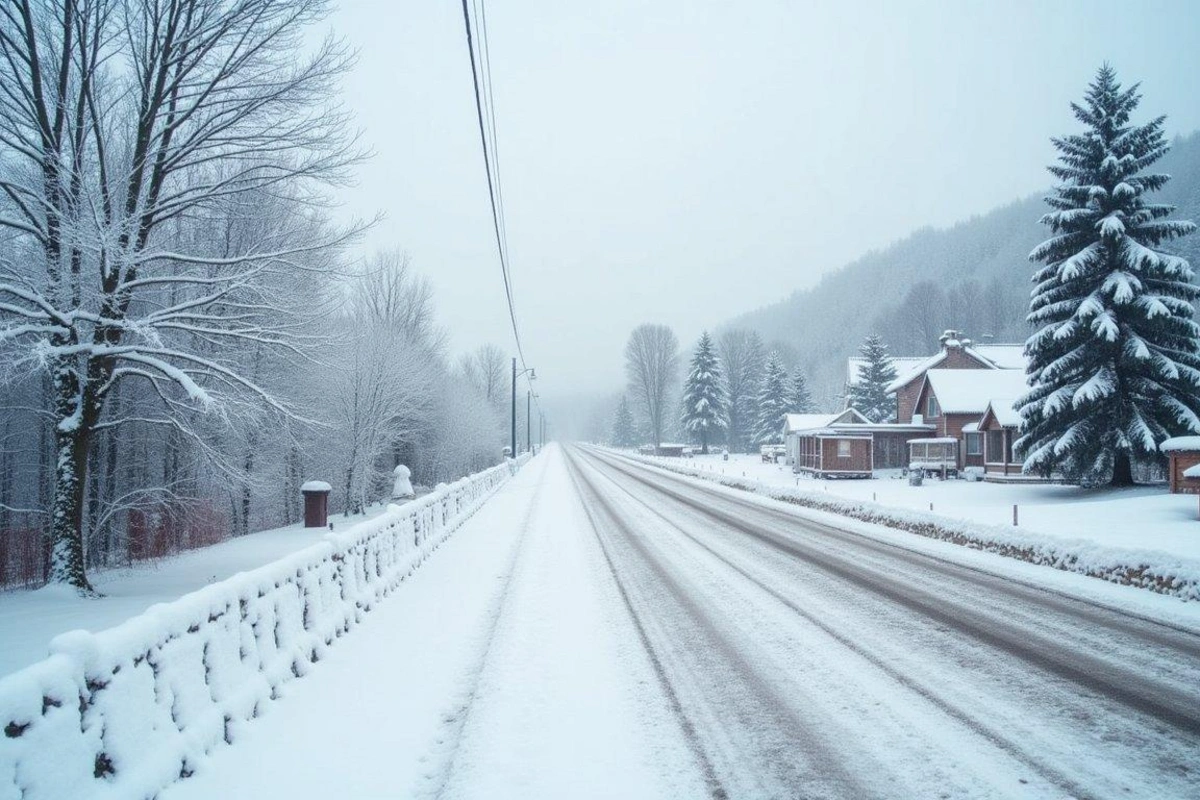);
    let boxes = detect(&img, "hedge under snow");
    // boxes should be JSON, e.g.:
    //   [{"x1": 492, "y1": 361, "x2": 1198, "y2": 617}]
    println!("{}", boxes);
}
[
  {"x1": 619, "y1": 451, "x2": 1200, "y2": 602},
  {"x1": 0, "y1": 455, "x2": 529, "y2": 800}
]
